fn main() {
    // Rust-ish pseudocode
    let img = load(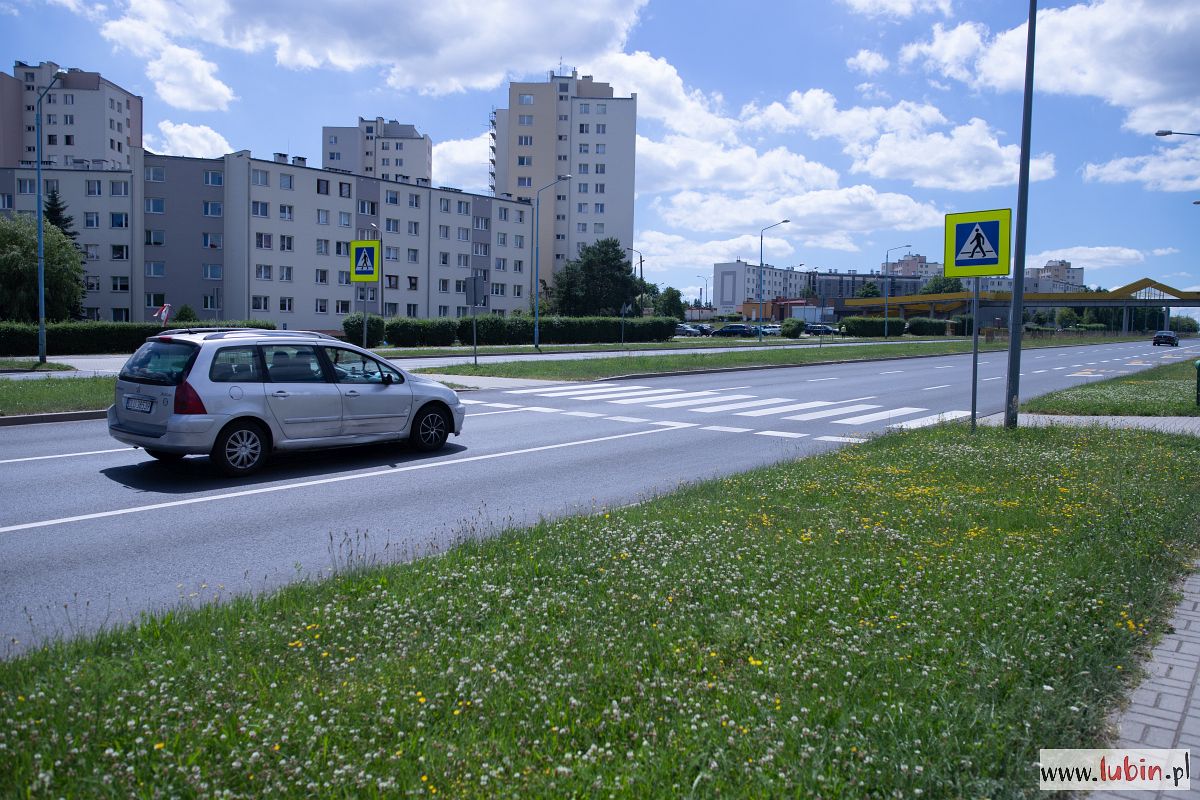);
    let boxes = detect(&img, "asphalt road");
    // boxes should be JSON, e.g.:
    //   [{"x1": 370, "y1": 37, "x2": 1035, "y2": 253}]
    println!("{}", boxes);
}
[{"x1": 0, "y1": 340, "x2": 1192, "y2": 655}]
